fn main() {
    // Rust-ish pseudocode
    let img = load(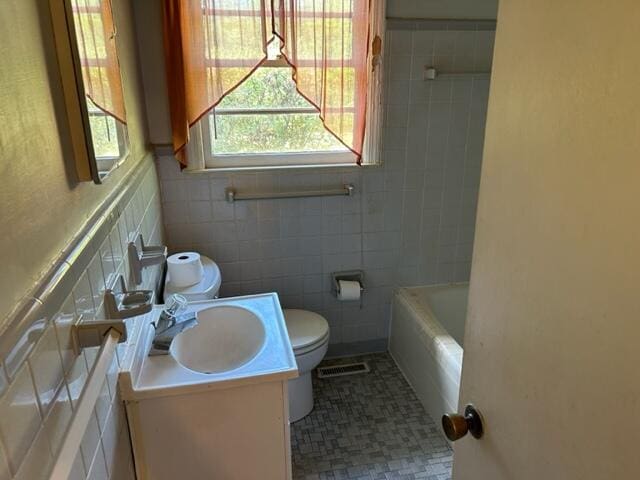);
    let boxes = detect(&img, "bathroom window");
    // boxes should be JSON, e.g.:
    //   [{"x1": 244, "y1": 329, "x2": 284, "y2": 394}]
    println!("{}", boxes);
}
[
  {"x1": 88, "y1": 101, "x2": 127, "y2": 171},
  {"x1": 202, "y1": 42, "x2": 358, "y2": 168},
  {"x1": 166, "y1": 1, "x2": 385, "y2": 170}
]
